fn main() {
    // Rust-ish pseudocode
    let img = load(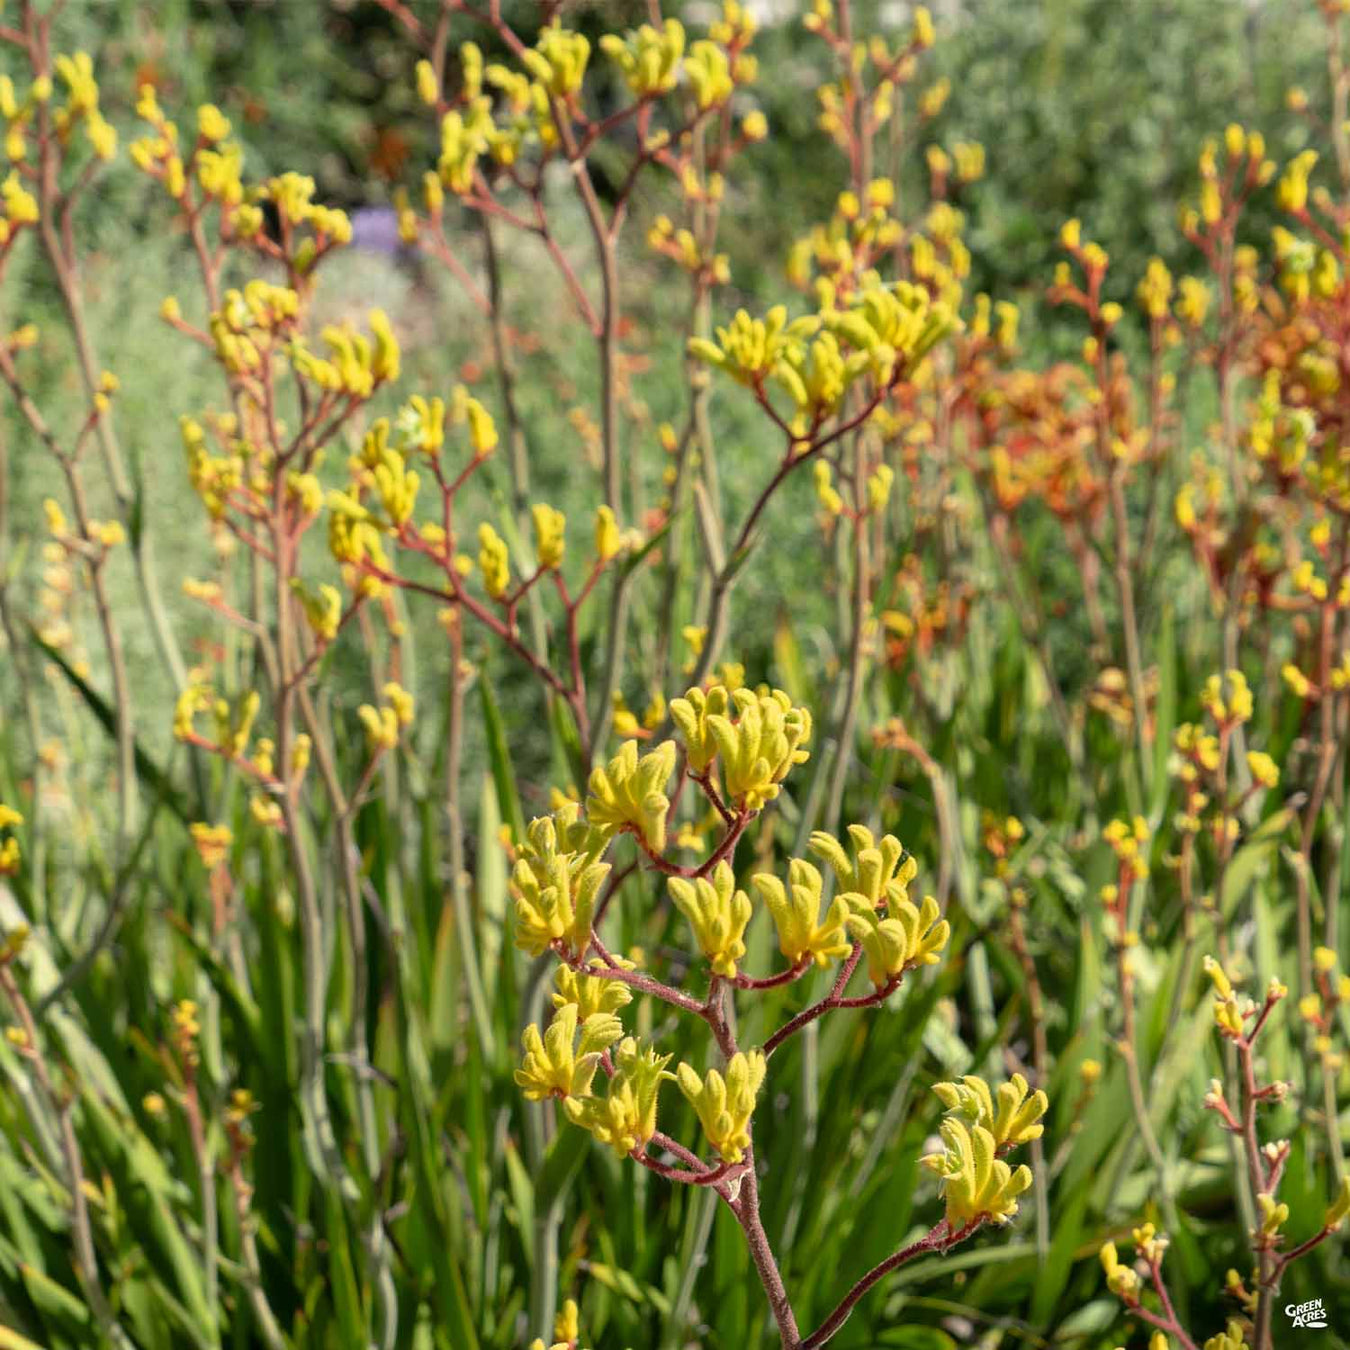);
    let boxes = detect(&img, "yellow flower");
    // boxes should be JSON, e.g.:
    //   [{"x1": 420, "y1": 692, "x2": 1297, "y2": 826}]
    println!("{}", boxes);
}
[
  {"x1": 197, "y1": 103, "x2": 230, "y2": 141},
  {"x1": 599, "y1": 19, "x2": 685, "y2": 97},
  {"x1": 921, "y1": 1118, "x2": 1032, "y2": 1227},
  {"x1": 532, "y1": 503, "x2": 566, "y2": 569},
  {"x1": 516, "y1": 1003, "x2": 622, "y2": 1102},
  {"x1": 512, "y1": 811, "x2": 610, "y2": 958},
  {"x1": 668, "y1": 684, "x2": 731, "y2": 773},
  {"x1": 189, "y1": 823, "x2": 233, "y2": 870},
  {"x1": 676, "y1": 1049, "x2": 766, "y2": 1162},
  {"x1": 415, "y1": 59, "x2": 439, "y2": 106},
  {"x1": 552, "y1": 962, "x2": 632, "y2": 1020},
  {"x1": 751, "y1": 859, "x2": 851, "y2": 967},
  {"x1": 844, "y1": 889, "x2": 948, "y2": 986},
  {"x1": 1256, "y1": 1191, "x2": 1288, "y2": 1237},
  {"x1": 1277, "y1": 149, "x2": 1317, "y2": 214},
  {"x1": 1246, "y1": 751, "x2": 1279, "y2": 789},
  {"x1": 585, "y1": 739, "x2": 677, "y2": 854},
  {"x1": 594, "y1": 505, "x2": 621, "y2": 561},
  {"x1": 930, "y1": 1073, "x2": 1048, "y2": 1149},
  {"x1": 1099, "y1": 1240, "x2": 1140, "y2": 1299},
  {"x1": 1203, "y1": 1320, "x2": 1249, "y2": 1350},
  {"x1": 810, "y1": 824, "x2": 916, "y2": 908},
  {"x1": 564, "y1": 1037, "x2": 673, "y2": 1157},
  {"x1": 522, "y1": 22, "x2": 591, "y2": 98},
  {"x1": 703, "y1": 687, "x2": 812, "y2": 811},
  {"x1": 478, "y1": 523, "x2": 510, "y2": 599},
  {"x1": 688, "y1": 305, "x2": 821, "y2": 386},
  {"x1": 668, "y1": 861, "x2": 753, "y2": 977}
]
